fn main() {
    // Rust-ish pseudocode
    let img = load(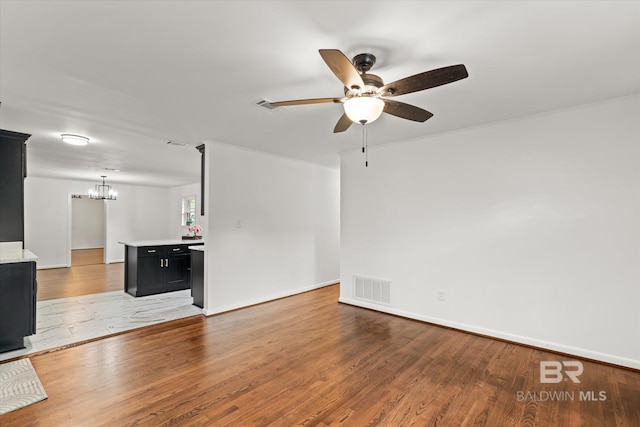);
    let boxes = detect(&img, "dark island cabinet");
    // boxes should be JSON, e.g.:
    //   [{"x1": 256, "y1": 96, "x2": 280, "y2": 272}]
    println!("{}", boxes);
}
[
  {"x1": 135, "y1": 249, "x2": 164, "y2": 295},
  {"x1": 0, "y1": 261, "x2": 36, "y2": 353},
  {"x1": 165, "y1": 250, "x2": 191, "y2": 292},
  {"x1": 124, "y1": 243, "x2": 203, "y2": 297},
  {"x1": 190, "y1": 249, "x2": 204, "y2": 308},
  {"x1": 0, "y1": 129, "x2": 31, "y2": 244}
]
